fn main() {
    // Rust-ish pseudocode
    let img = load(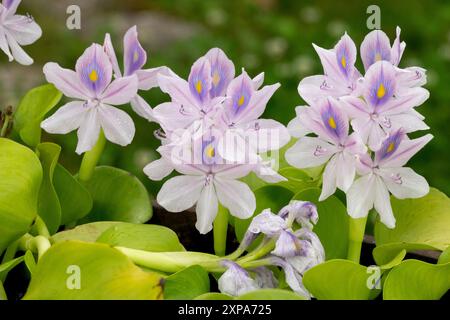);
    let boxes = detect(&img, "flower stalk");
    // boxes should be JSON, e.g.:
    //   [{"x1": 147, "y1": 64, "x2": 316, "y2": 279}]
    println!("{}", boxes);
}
[
  {"x1": 213, "y1": 205, "x2": 229, "y2": 256},
  {"x1": 78, "y1": 130, "x2": 106, "y2": 183},
  {"x1": 347, "y1": 215, "x2": 368, "y2": 263}
]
